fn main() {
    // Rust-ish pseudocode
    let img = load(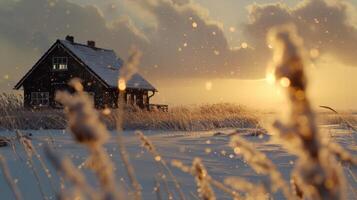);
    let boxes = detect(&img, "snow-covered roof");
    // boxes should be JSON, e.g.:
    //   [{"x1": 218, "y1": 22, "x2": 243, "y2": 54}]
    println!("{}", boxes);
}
[{"x1": 59, "y1": 40, "x2": 156, "y2": 91}]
